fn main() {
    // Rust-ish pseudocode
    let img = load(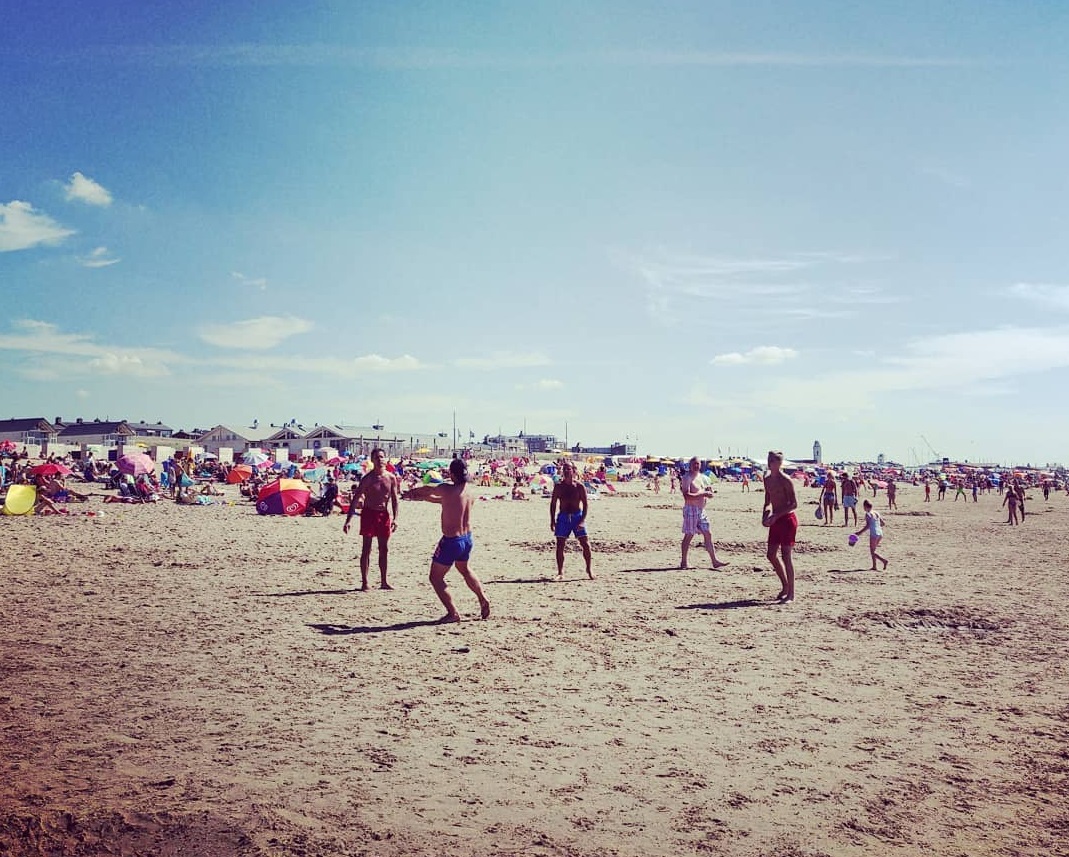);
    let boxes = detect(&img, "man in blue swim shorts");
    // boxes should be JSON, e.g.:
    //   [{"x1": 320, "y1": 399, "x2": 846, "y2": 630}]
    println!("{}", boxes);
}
[
  {"x1": 405, "y1": 459, "x2": 491, "y2": 623},
  {"x1": 549, "y1": 461, "x2": 593, "y2": 580}
]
